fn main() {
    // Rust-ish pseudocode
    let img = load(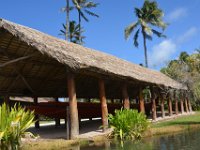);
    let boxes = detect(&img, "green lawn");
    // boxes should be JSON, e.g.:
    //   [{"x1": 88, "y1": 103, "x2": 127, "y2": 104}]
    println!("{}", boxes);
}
[
  {"x1": 147, "y1": 112, "x2": 200, "y2": 136},
  {"x1": 152, "y1": 112, "x2": 200, "y2": 128}
]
